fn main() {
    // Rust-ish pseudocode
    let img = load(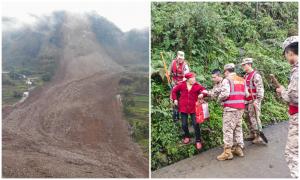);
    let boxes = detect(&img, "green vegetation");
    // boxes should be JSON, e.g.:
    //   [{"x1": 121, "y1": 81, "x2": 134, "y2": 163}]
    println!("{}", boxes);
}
[
  {"x1": 2, "y1": 66, "x2": 51, "y2": 106},
  {"x1": 119, "y1": 73, "x2": 149, "y2": 156},
  {"x1": 2, "y1": 12, "x2": 65, "y2": 105},
  {"x1": 2, "y1": 72, "x2": 44, "y2": 105},
  {"x1": 151, "y1": 2, "x2": 298, "y2": 170},
  {"x1": 3, "y1": 73, "x2": 26, "y2": 105}
]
